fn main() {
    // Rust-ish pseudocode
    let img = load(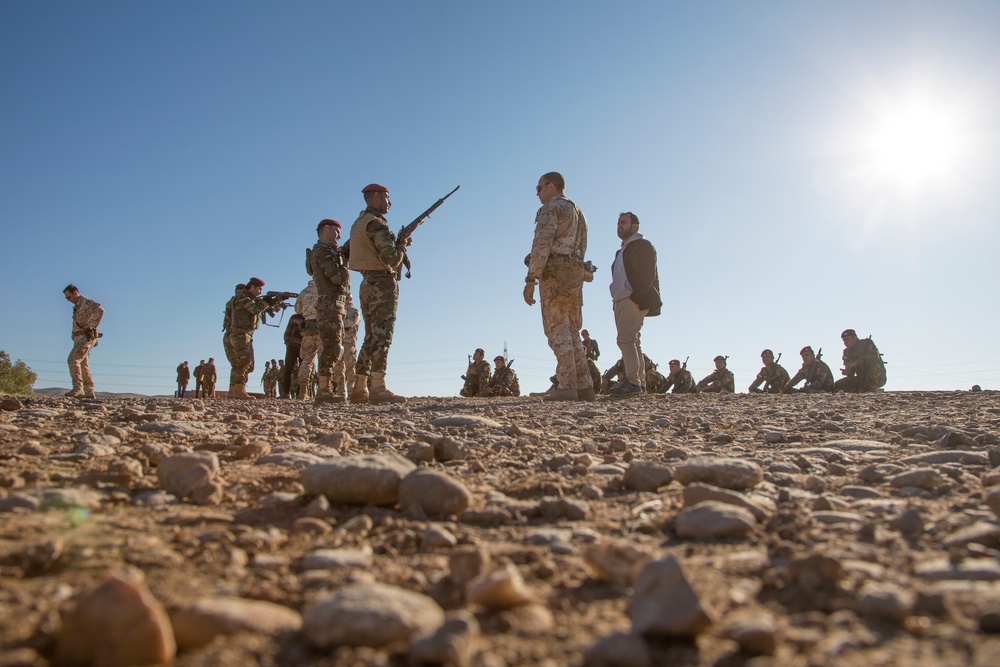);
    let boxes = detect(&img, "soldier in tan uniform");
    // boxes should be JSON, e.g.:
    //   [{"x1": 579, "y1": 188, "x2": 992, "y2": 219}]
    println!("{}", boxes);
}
[
  {"x1": 63, "y1": 284, "x2": 104, "y2": 398},
  {"x1": 295, "y1": 279, "x2": 320, "y2": 400},
  {"x1": 348, "y1": 183, "x2": 409, "y2": 403},
  {"x1": 333, "y1": 293, "x2": 360, "y2": 401},
  {"x1": 523, "y1": 172, "x2": 593, "y2": 401}
]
